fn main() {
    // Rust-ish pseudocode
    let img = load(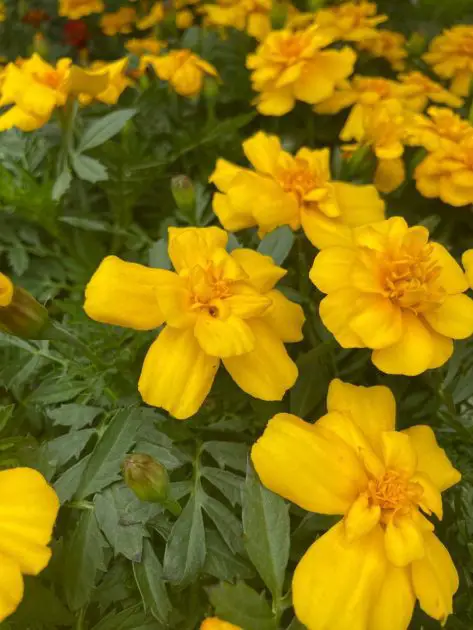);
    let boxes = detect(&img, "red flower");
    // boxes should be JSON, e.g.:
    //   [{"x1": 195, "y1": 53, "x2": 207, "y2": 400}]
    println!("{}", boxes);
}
[{"x1": 64, "y1": 20, "x2": 89, "y2": 48}]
